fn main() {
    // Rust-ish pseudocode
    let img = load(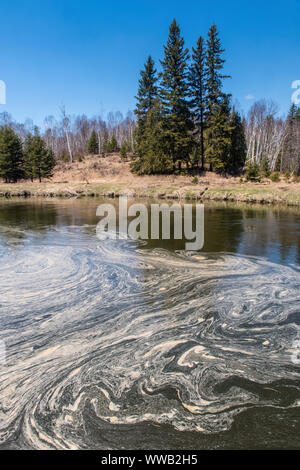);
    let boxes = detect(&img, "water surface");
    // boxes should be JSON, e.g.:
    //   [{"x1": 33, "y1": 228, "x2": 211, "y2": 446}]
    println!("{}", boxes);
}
[{"x1": 0, "y1": 198, "x2": 300, "y2": 449}]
